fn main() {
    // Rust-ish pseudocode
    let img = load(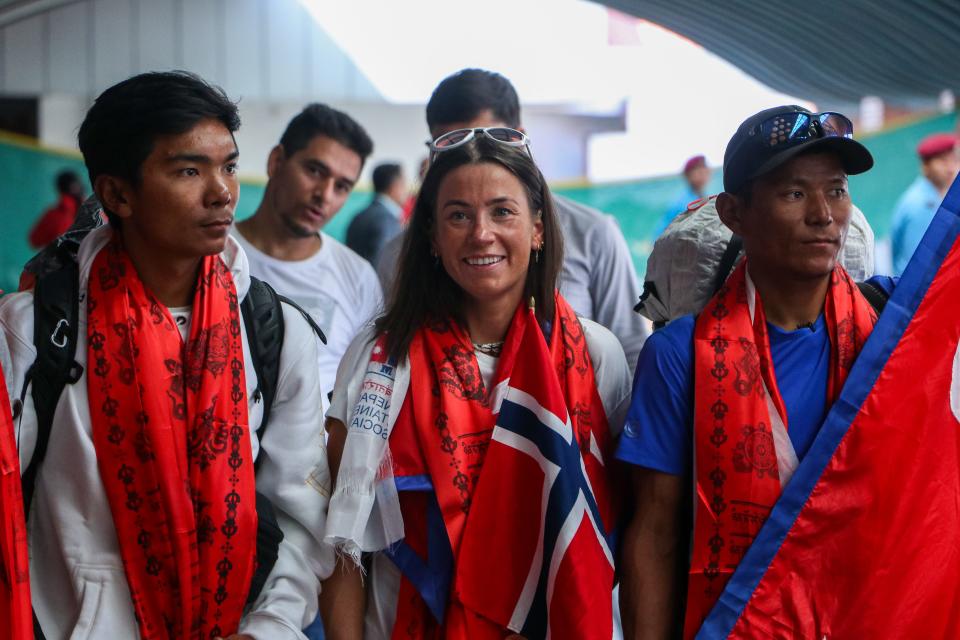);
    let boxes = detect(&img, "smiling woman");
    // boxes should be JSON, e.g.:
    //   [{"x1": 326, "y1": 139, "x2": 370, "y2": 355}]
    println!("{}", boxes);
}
[
  {"x1": 433, "y1": 162, "x2": 543, "y2": 342},
  {"x1": 320, "y1": 134, "x2": 633, "y2": 639},
  {"x1": 378, "y1": 132, "x2": 562, "y2": 357}
]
